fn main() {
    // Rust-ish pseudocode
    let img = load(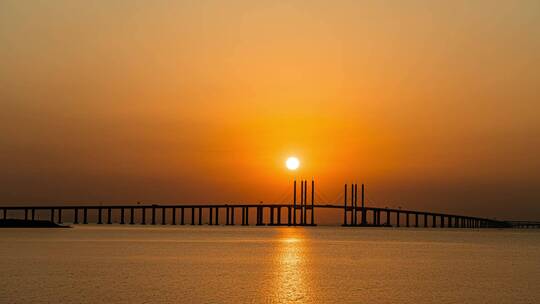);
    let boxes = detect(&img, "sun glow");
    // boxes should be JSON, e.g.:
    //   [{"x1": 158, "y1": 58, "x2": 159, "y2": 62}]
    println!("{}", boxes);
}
[{"x1": 286, "y1": 157, "x2": 300, "y2": 171}]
